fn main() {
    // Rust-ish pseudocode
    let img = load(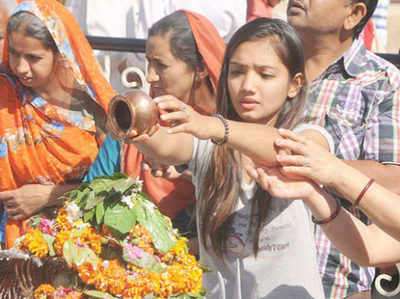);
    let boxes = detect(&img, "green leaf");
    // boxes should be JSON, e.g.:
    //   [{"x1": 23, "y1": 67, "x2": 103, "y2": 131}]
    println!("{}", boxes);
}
[
  {"x1": 96, "y1": 201, "x2": 105, "y2": 225},
  {"x1": 68, "y1": 189, "x2": 83, "y2": 205},
  {"x1": 135, "y1": 194, "x2": 176, "y2": 253},
  {"x1": 110, "y1": 177, "x2": 136, "y2": 194},
  {"x1": 63, "y1": 240, "x2": 98, "y2": 267},
  {"x1": 84, "y1": 191, "x2": 103, "y2": 210},
  {"x1": 83, "y1": 290, "x2": 118, "y2": 299},
  {"x1": 42, "y1": 234, "x2": 55, "y2": 257},
  {"x1": 122, "y1": 245, "x2": 165, "y2": 272},
  {"x1": 63, "y1": 239, "x2": 74, "y2": 267},
  {"x1": 84, "y1": 209, "x2": 95, "y2": 223},
  {"x1": 76, "y1": 190, "x2": 91, "y2": 210},
  {"x1": 28, "y1": 215, "x2": 42, "y2": 228},
  {"x1": 104, "y1": 203, "x2": 136, "y2": 235},
  {"x1": 72, "y1": 245, "x2": 98, "y2": 266}
]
